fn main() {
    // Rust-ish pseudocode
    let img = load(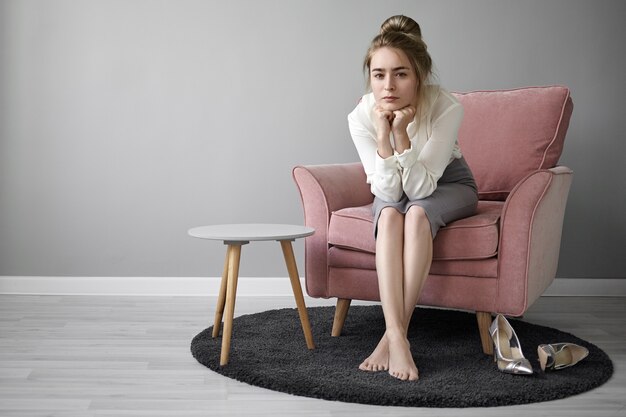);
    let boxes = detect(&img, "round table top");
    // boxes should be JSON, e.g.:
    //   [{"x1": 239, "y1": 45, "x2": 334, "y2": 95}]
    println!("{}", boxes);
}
[{"x1": 188, "y1": 223, "x2": 315, "y2": 242}]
